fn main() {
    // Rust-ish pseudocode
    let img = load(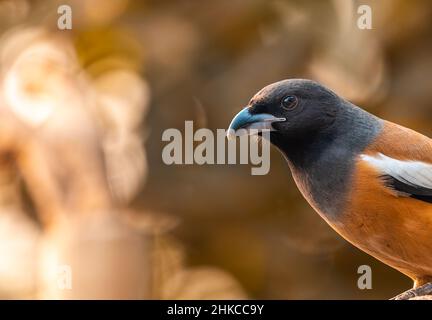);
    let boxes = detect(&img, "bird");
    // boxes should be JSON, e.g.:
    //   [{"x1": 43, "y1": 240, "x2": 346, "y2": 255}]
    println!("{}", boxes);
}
[{"x1": 227, "y1": 79, "x2": 432, "y2": 299}]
